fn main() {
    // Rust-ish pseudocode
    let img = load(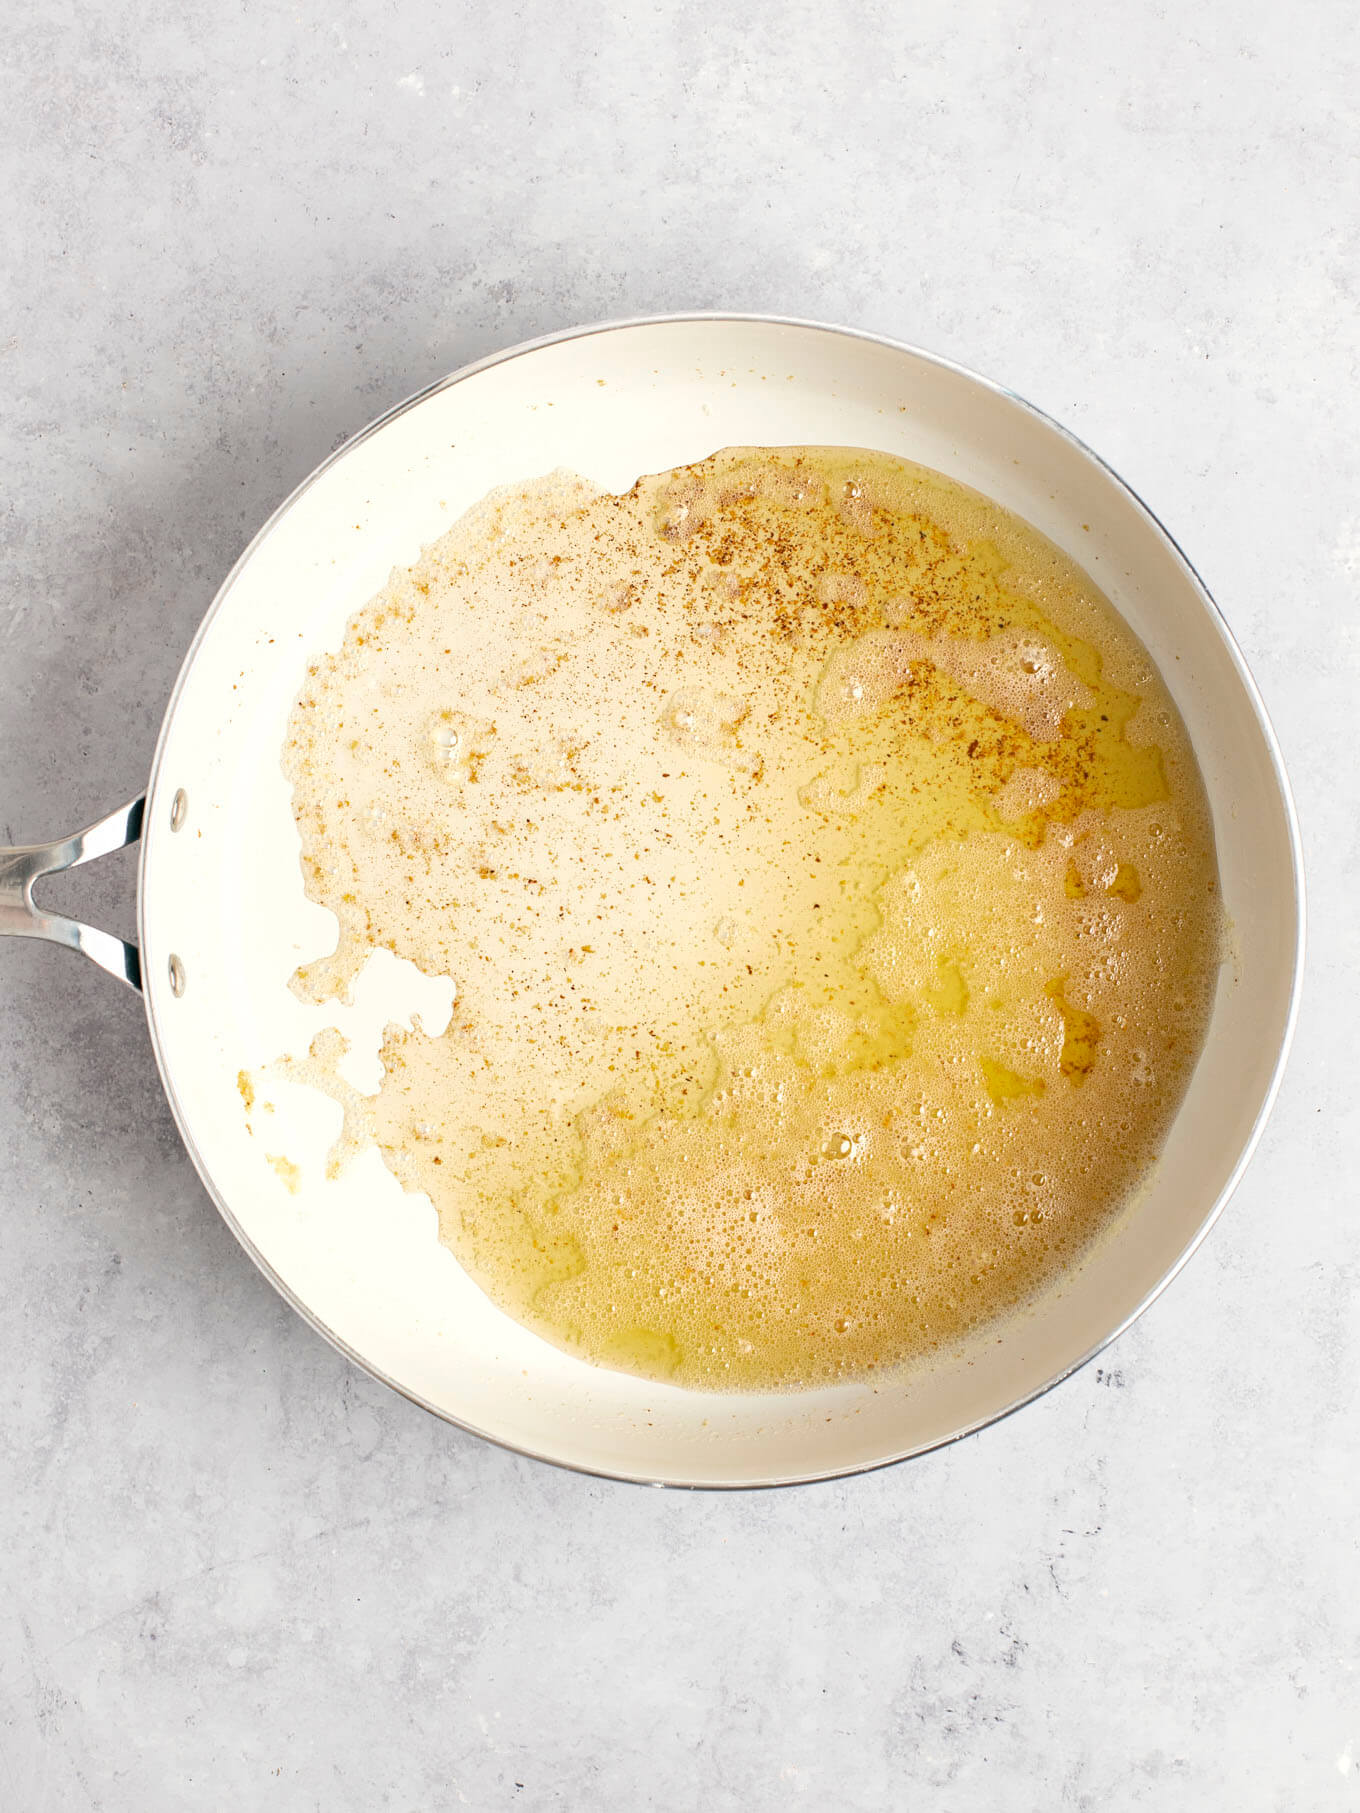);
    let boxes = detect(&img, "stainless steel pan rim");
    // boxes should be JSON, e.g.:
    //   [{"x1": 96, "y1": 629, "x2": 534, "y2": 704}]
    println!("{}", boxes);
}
[{"x1": 10, "y1": 313, "x2": 1306, "y2": 1489}]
